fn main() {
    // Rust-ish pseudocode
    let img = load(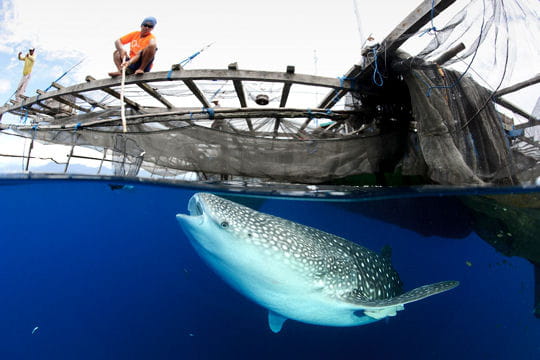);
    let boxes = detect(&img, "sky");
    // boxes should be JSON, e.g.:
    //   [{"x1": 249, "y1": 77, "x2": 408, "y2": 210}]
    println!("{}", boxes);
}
[{"x1": 0, "y1": 0, "x2": 426, "y2": 101}]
